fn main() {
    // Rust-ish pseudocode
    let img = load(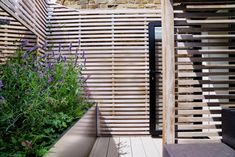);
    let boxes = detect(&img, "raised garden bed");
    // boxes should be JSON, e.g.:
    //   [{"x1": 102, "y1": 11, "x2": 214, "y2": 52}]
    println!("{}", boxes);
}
[
  {"x1": 0, "y1": 43, "x2": 93, "y2": 157},
  {"x1": 45, "y1": 106, "x2": 97, "y2": 157}
]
